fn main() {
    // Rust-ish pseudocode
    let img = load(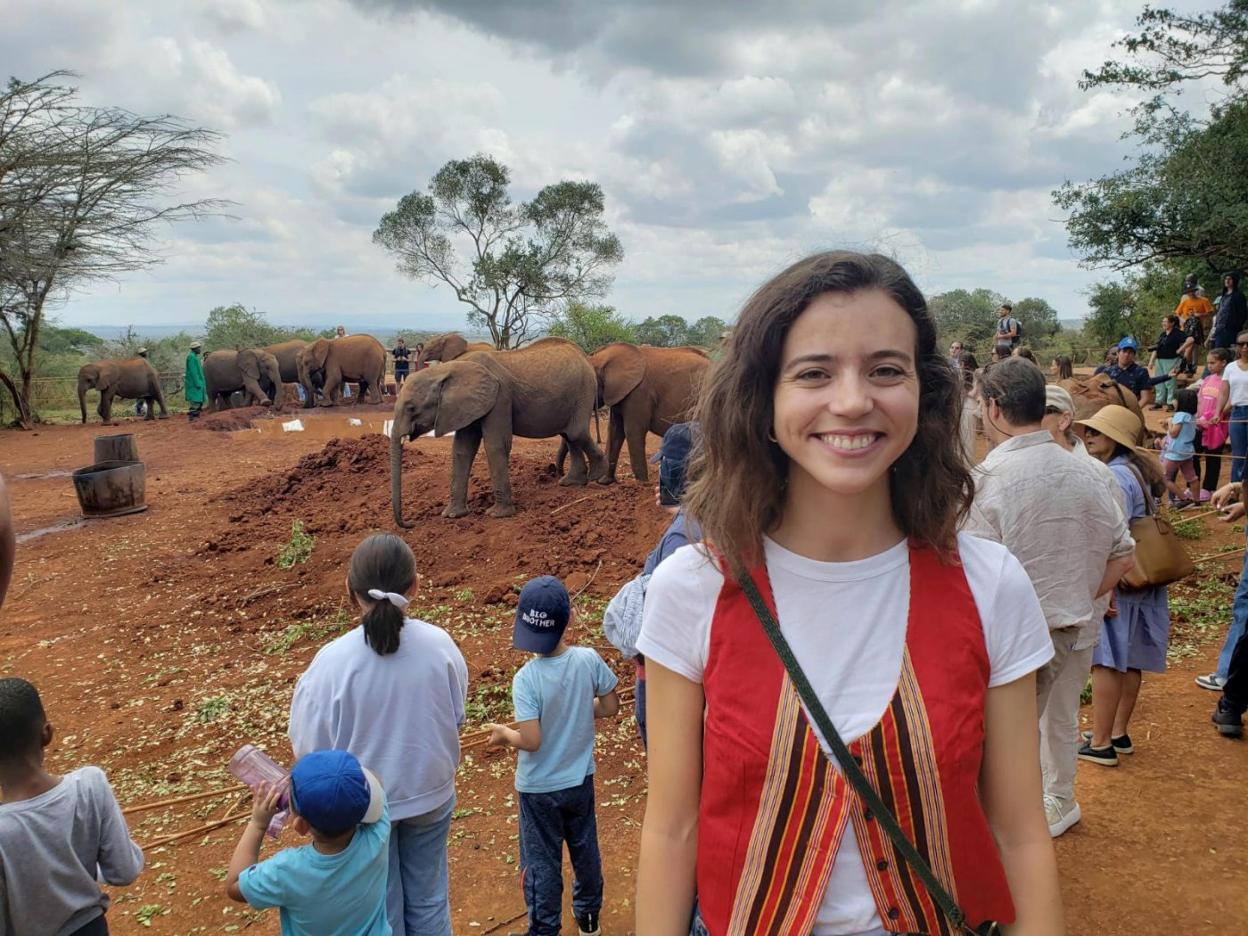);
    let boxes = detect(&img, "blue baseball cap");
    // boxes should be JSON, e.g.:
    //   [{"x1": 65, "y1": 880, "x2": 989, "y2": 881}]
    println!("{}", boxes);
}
[
  {"x1": 289, "y1": 750, "x2": 384, "y2": 833},
  {"x1": 513, "y1": 576, "x2": 571, "y2": 653},
  {"x1": 1118, "y1": 337, "x2": 1138, "y2": 351}
]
